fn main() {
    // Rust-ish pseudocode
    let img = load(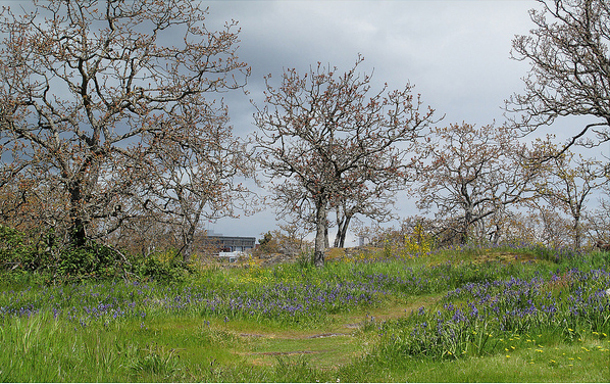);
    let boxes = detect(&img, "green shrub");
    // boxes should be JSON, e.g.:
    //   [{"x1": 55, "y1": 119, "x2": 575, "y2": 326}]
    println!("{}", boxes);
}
[
  {"x1": 1, "y1": 224, "x2": 132, "y2": 282},
  {"x1": 136, "y1": 251, "x2": 189, "y2": 283},
  {"x1": 0, "y1": 225, "x2": 26, "y2": 264},
  {"x1": 57, "y1": 242, "x2": 121, "y2": 279},
  {"x1": 0, "y1": 225, "x2": 42, "y2": 271}
]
